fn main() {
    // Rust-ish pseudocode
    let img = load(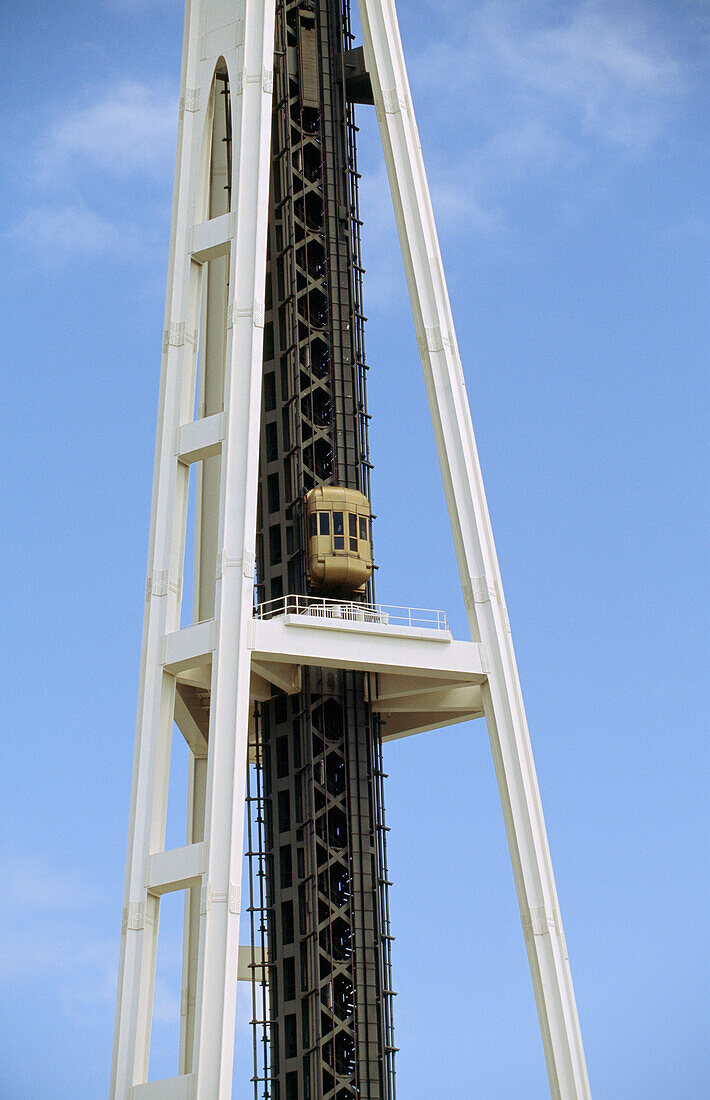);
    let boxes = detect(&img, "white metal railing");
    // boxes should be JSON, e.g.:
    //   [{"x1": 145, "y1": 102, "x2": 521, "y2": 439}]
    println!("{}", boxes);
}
[{"x1": 254, "y1": 594, "x2": 449, "y2": 632}]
